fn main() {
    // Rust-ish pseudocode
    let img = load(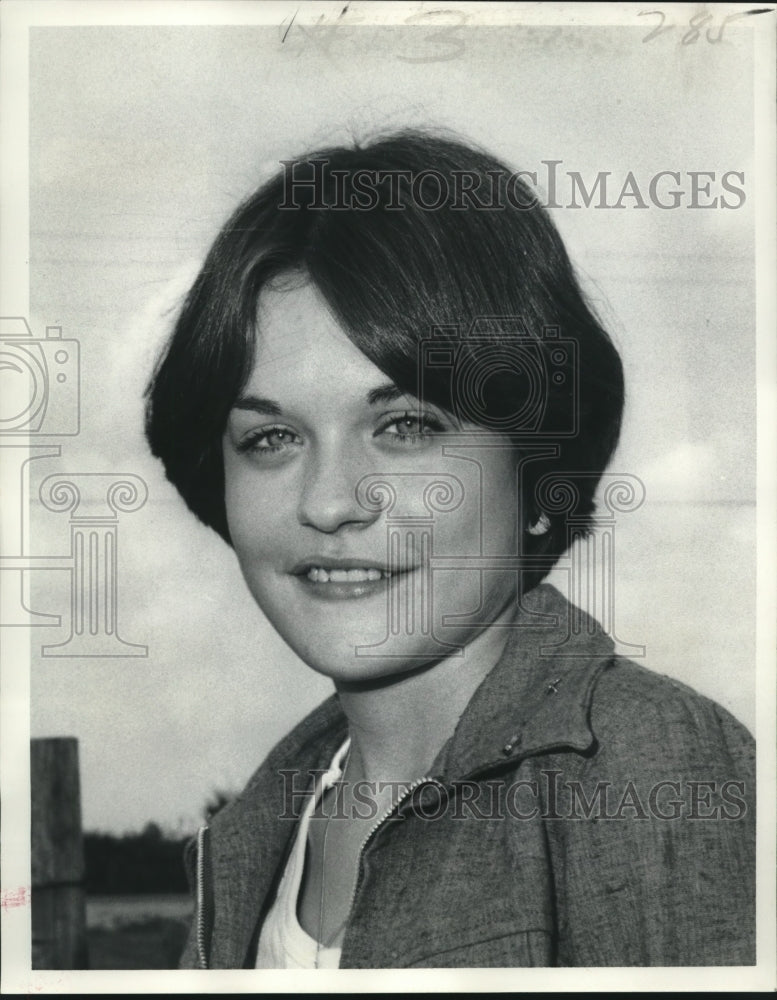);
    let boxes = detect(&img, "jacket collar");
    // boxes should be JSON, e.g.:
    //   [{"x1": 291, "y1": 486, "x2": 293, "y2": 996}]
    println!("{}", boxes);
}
[{"x1": 428, "y1": 582, "x2": 616, "y2": 780}]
